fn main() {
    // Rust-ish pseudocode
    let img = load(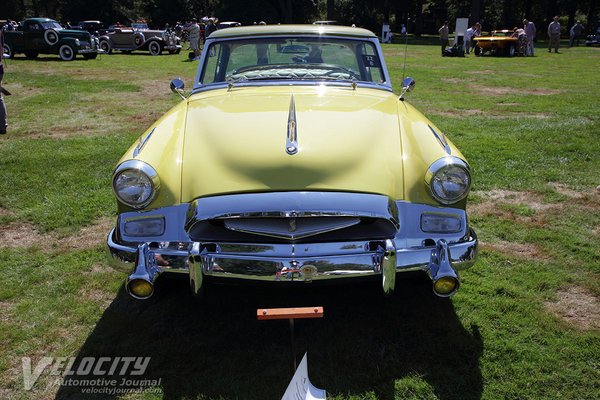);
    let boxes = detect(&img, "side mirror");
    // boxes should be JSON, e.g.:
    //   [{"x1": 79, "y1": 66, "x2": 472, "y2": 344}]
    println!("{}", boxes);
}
[
  {"x1": 170, "y1": 78, "x2": 186, "y2": 100},
  {"x1": 402, "y1": 77, "x2": 415, "y2": 92},
  {"x1": 170, "y1": 78, "x2": 185, "y2": 92}
]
